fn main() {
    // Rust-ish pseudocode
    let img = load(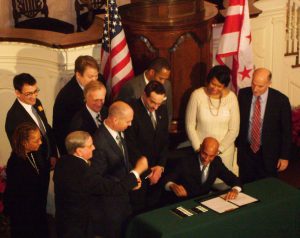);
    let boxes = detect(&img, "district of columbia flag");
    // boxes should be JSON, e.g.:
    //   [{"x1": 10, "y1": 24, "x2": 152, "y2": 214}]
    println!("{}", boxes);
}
[
  {"x1": 216, "y1": 0, "x2": 254, "y2": 93},
  {"x1": 100, "y1": 0, "x2": 134, "y2": 99}
]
